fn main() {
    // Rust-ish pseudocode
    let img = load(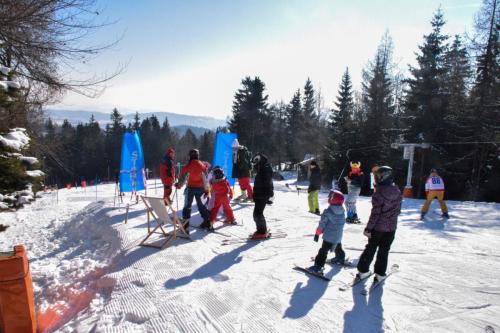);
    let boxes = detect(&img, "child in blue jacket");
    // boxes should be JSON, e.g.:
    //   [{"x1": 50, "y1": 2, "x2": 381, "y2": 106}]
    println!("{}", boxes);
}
[{"x1": 308, "y1": 190, "x2": 346, "y2": 274}]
